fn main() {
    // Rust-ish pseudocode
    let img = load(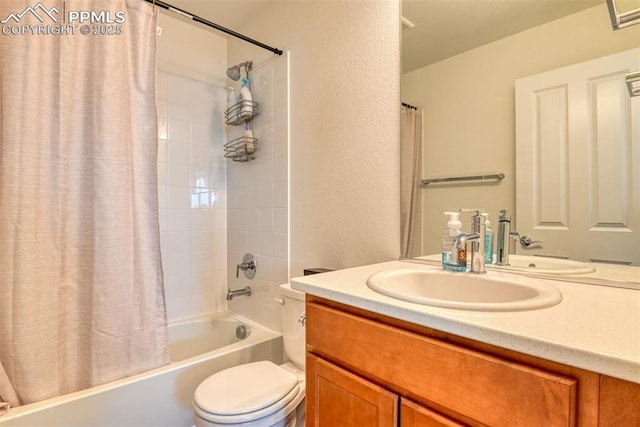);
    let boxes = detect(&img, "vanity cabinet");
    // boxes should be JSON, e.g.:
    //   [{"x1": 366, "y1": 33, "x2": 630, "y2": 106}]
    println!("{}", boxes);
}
[{"x1": 305, "y1": 295, "x2": 639, "y2": 426}]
